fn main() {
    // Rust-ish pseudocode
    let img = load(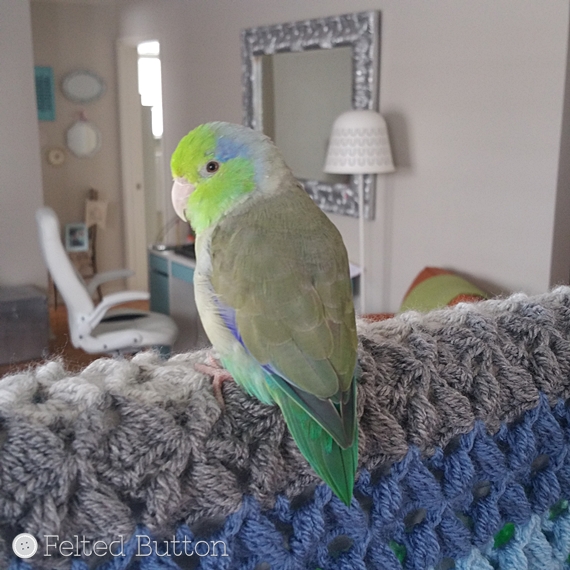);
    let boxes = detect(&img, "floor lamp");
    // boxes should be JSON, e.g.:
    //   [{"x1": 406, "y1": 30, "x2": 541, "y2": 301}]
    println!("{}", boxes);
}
[{"x1": 324, "y1": 110, "x2": 395, "y2": 315}]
